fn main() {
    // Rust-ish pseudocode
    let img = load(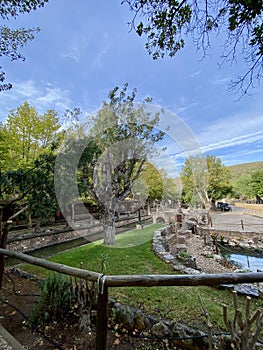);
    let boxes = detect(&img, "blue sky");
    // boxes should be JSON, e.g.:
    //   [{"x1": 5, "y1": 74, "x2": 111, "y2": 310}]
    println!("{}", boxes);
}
[{"x1": 1, "y1": 0, "x2": 263, "y2": 171}]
